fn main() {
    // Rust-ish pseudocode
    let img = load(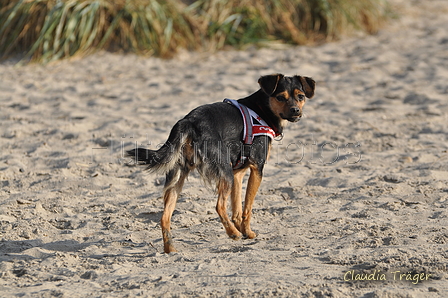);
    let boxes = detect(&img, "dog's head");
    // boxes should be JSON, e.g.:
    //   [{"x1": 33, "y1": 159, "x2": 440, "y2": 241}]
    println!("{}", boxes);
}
[{"x1": 258, "y1": 74, "x2": 315, "y2": 122}]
